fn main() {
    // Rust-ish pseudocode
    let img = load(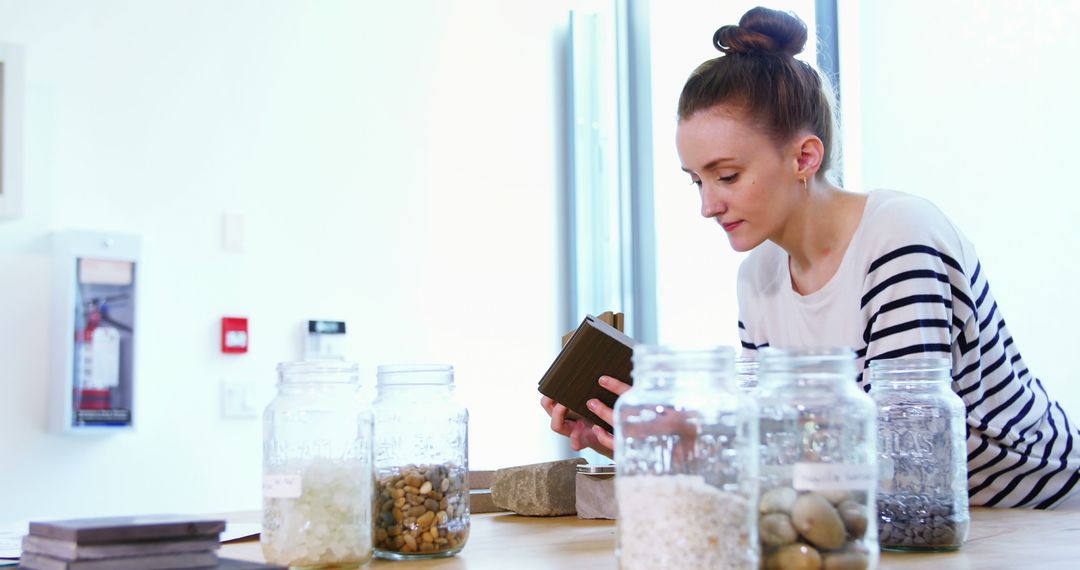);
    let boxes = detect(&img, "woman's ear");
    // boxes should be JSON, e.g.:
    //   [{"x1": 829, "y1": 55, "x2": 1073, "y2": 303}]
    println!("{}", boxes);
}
[{"x1": 792, "y1": 134, "x2": 824, "y2": 179}]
